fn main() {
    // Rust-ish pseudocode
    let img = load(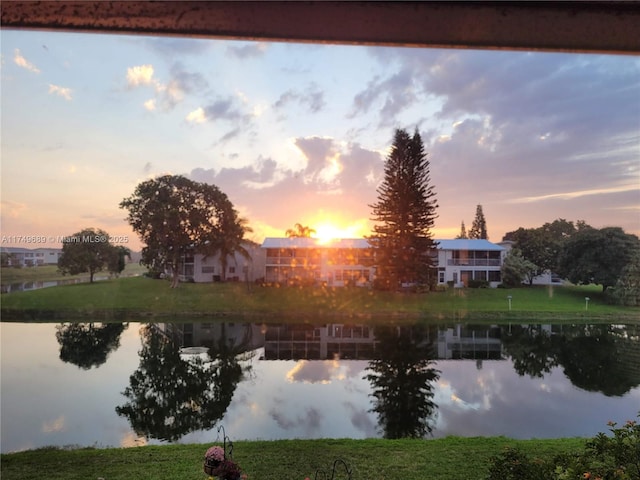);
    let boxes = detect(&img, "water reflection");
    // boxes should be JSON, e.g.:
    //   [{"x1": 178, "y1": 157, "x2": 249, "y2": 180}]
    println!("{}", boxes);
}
[
  {"x1": 115, "y1": 324, "x2": 251, "y2": 442},
  {"x1": 1, "y1": 320, "x2": 639, "y2": 452},
  {"x1": 502, "y1": 324, "x2": 640, "y2": 396},
  {"x1": 55, "y1": 323, "x2": 128, "y2": 370},
  {"x1": 364, "y1": 325, "x2": 440, "y2": 438}
]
